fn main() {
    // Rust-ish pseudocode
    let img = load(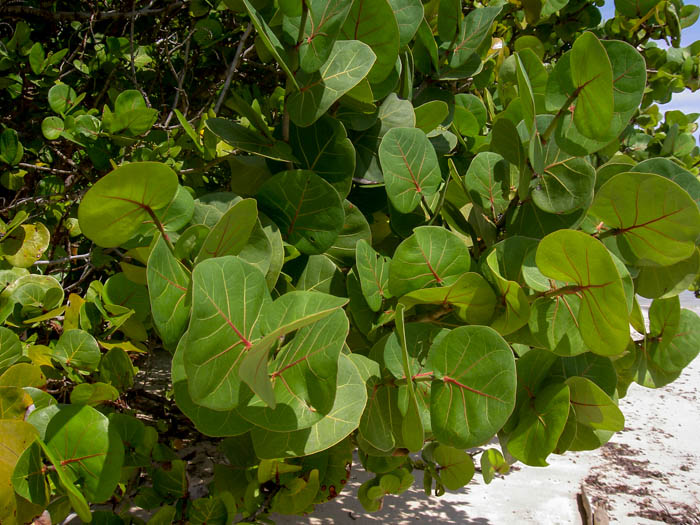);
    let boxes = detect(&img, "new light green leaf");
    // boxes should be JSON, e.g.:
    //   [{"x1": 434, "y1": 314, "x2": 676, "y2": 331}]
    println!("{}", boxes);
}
[
  {"x1": 288, "y1": 40, "x2": 376, "y2": 128},
  {"x1": 147, "y1": 235, "x2": 191, "y2": 350},
  {"x1": 197, "y1": 198, "x2": 258, "y2": 262},
  {"x1": 591, "y1": 172, "x2": 700, "y2": 266},
  {"x1": 257, "y1": 170, "x2": 345, "y2": 255},
  {"x1": 400, "y1": 272, "x2": 497, "y2": 326},
  {"x1": 536, "y1": 230, "x2": 629, "y2": 356},
  {"x1": 388, "y1": 0, "x2": 423, "y2": 46},
  {"x1": 78, "y1": 162, "x2": 179, "y2": 248},
  {"x1": 428, "y1": 326, "x2": 517, "y2": 449},
  {"x1": 389, "y1": 226, "x2": 471, "y2": 297}
]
